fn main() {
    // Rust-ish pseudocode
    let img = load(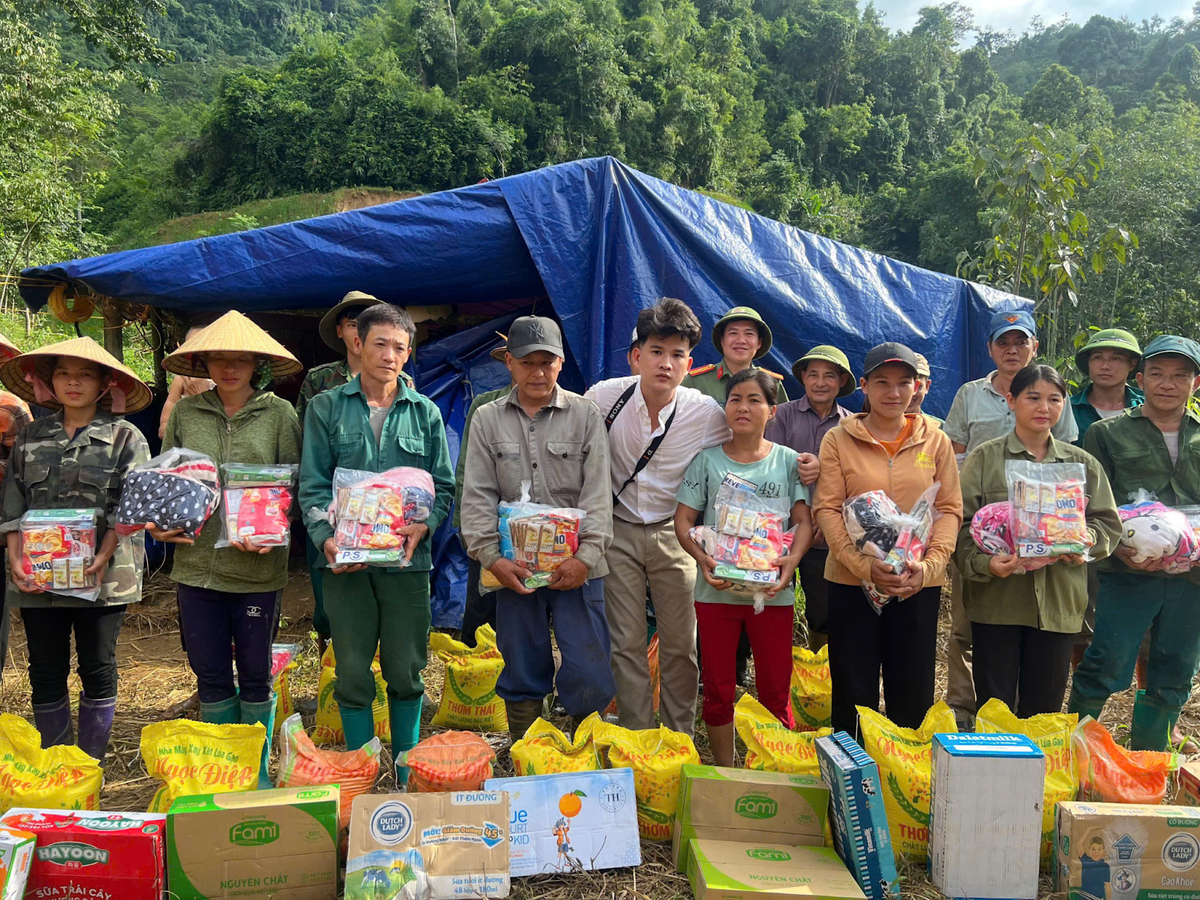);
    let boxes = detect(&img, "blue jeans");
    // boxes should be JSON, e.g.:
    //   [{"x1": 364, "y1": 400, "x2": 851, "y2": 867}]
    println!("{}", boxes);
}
[
  {"x1": 1071, "y1": 572, "x2": 1200, "y2": 711},
  {"x1": 494, "y1": 578, "x2": 616, "y2": 719},
  {"x1": 178, "y1": 585, "x2": 281, "y2": 704}
]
